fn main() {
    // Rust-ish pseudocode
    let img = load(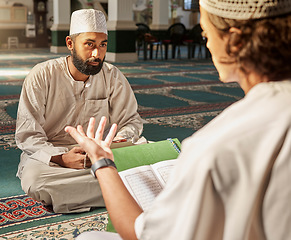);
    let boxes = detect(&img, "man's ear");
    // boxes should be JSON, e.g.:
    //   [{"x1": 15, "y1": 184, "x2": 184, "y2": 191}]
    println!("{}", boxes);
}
[
  {"x1": 66, "y1": 36, "x2": 74, "y2": 52},
  {"x1": 228, "y1": 27, "x2": 243, "y2": 54}
]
